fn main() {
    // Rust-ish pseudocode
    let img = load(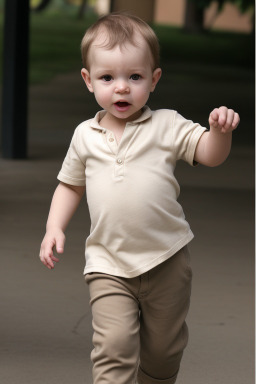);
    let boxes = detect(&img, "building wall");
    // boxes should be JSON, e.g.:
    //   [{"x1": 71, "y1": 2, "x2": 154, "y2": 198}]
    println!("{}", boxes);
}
[
  {"x1": 154, "y1": 0, "x2": 184, "y2": 27},
  {"x1": 154, "y1": 0, "x2": 253, "y2": 33},
  {"x1": 112, "y1": 0, "x2": 155, "y2": 22}
]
